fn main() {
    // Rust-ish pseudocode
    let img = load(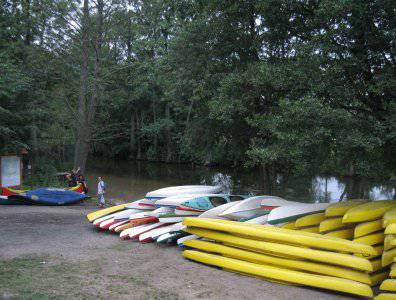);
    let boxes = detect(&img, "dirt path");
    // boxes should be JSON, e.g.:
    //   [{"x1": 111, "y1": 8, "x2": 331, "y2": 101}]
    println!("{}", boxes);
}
[{"x1": 0, "y1": 204, "x2": 353, "y2": 300}]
